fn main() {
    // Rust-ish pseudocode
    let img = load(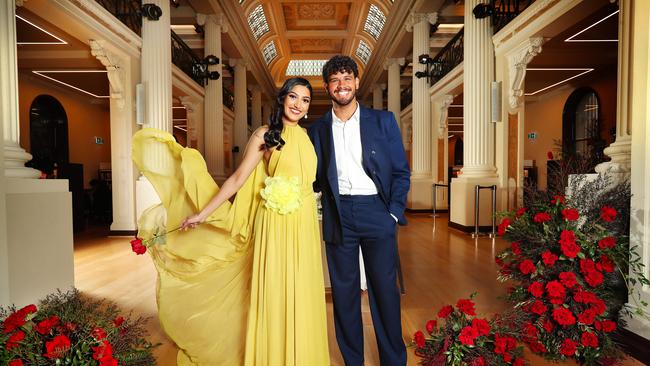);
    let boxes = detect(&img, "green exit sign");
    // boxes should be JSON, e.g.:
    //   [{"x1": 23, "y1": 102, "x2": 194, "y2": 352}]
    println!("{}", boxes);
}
[{"x1": 527, "y1": 132, "x2": 537, "y2": 140}]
